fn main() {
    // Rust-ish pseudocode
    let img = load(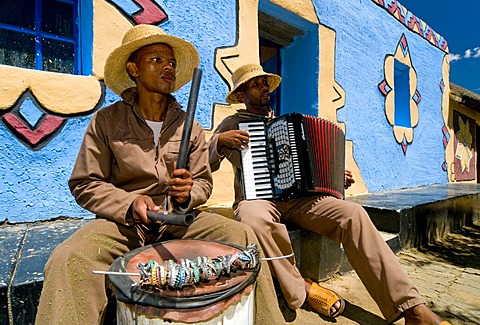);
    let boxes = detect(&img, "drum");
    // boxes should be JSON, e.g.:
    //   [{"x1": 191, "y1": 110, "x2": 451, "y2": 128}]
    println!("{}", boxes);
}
[{"x1": 108, "y1": 239, "x2": 259, "y2": 324}]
